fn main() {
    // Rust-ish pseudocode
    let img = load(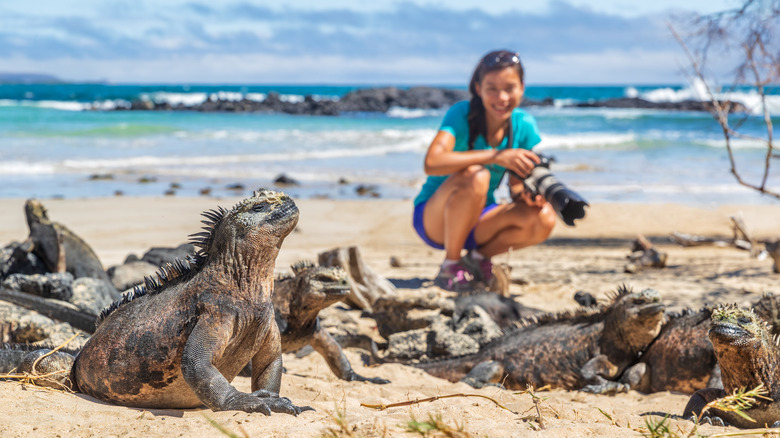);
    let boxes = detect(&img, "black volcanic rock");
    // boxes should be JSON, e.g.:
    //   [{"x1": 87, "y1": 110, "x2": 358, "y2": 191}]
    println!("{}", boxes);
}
[
  {"x1": 111, "y1": 87, "x2": 745, "y2": 115},
  {"x1": 336, "y1": 86, "x2": 469, "y2": 112},
  {"x1": 574, "y1": 97, "x2": 747, "y2": 112}
]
